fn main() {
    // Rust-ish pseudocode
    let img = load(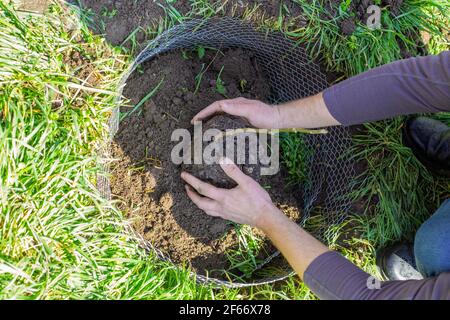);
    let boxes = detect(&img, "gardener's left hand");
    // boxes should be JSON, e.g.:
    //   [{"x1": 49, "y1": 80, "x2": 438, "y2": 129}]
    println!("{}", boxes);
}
[{"x1": 181, "y1": 159, "x2": 282, "y2": 229}]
